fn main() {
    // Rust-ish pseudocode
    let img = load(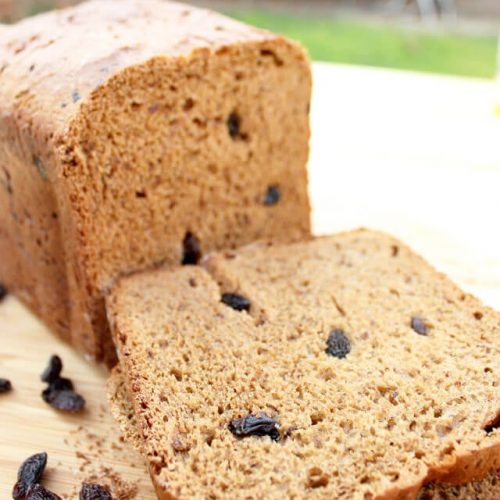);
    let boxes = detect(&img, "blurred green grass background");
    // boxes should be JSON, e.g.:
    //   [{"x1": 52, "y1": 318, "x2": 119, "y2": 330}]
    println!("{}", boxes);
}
[
  {"x1": 5, "y1": 1, "x2": 498, "y2": 79},
  {"x1": 228, "y1": 10, "x2": 497, "y2": 78}
]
